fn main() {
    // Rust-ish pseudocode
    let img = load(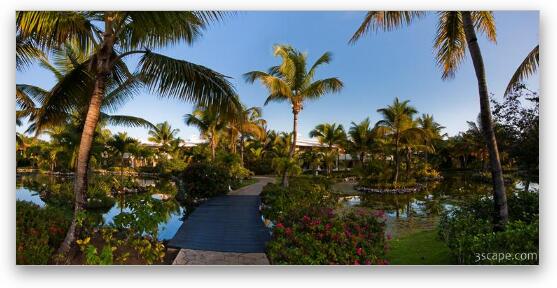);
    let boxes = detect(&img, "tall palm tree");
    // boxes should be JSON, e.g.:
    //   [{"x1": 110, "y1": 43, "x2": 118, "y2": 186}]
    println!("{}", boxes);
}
[
  {"x1": 348, "y1": 118, "x2": 375, "y2": 166},
  {"x1": 244, "y1": 44, "x2": 343, "y2": 186},
  {"x1": 184, "y1": 105, "x2": 228, "y2": 161},
  {"x1": 505, "y1": 45, "x2": 539, "y2": 95},
  {"x1": 17, "y1": 11, "x2": 239, "y2": 260},
  {"x1": 350, "y1": 11, "x2": 509, "y2": 230},
  {"x1": 148, "y1": 121, "x2": 180, "y2": 151},
  {"x1": 309, "y1": 123, "x2": 346, "y2": 173},
  {"x1": 375, "y1": 98, "x2": 423, "y2": 184}
]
